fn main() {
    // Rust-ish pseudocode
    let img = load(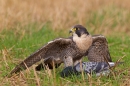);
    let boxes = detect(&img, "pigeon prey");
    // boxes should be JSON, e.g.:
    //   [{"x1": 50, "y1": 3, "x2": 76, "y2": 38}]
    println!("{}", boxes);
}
[
  {"x1": 60, "y1": 62, "x2": 121, "y2": 78},
  {"x1": 9, "y1": 25, "x2": 92, "y2": 75}
]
